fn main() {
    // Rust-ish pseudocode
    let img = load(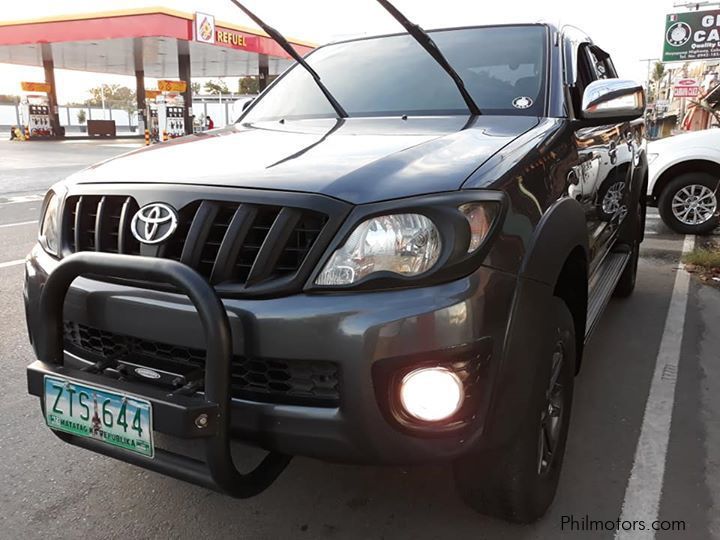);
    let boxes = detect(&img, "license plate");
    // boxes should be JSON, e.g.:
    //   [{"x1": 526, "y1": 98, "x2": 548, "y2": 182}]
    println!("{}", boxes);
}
[{"x1": 44, "y1": 375, "x2": 154, "y2": 458}]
